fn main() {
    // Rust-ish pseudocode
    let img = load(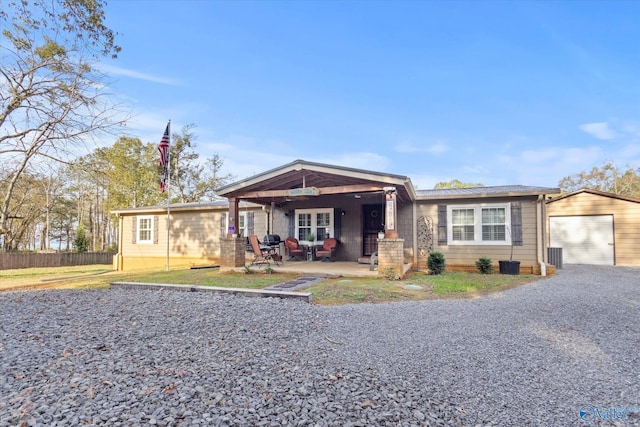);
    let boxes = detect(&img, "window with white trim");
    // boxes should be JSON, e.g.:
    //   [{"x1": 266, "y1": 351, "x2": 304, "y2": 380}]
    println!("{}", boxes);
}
[
  {"x1": 225, "y1": 212, "x2": 248, "y2": 236},
  {"x1": 447, "y1": 203, "x2": 510, "y2": 245},
  {"x1": 296, "y1": 208, "x2": 333, "y2": 243},
  {"x1": 137, "y1": 216, "x2": 153, "y2": 244}
]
